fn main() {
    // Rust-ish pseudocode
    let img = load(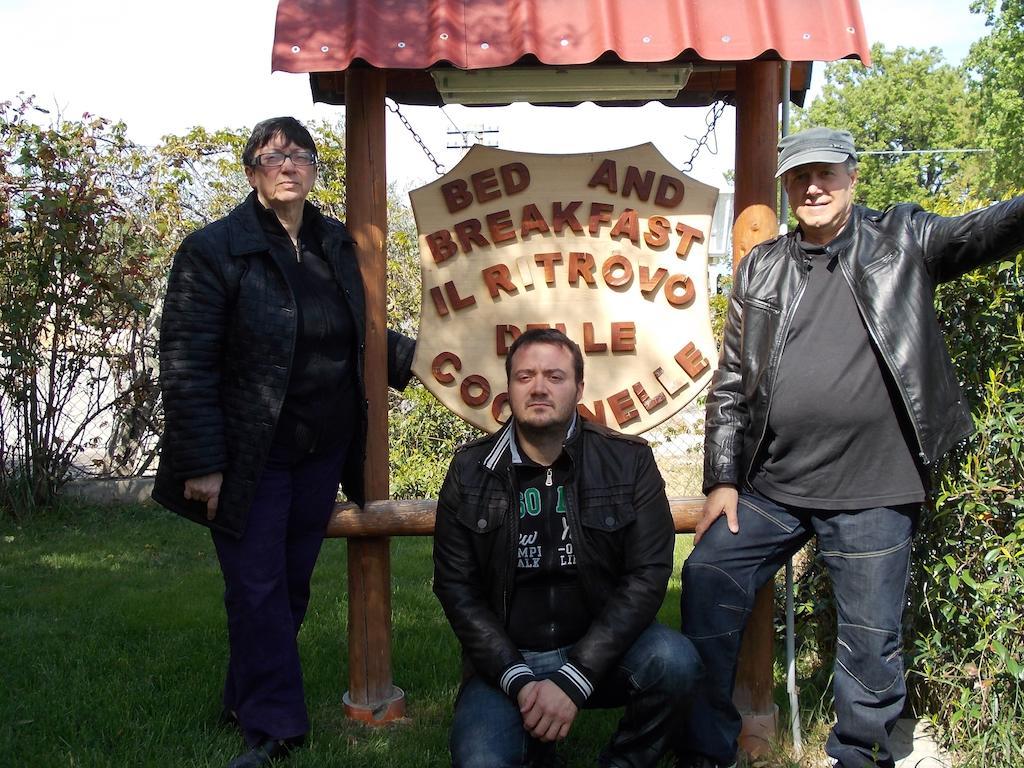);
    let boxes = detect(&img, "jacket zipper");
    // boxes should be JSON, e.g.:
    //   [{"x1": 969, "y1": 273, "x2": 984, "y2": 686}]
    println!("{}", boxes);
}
[
  {"x1": 743, "y1": 257, "x2": 810, "y2": 487},
  {"x1": 835, "y1": 255, "x2": 928, "y2": 463},
  {"x1": 502, "y1": 465, "x2": 517, "y2": 624},
  {"x1": 560, "y1": 450, "x2": 594, "y2": 605},
  {"x1": 497, "y1": 438, "x2": 591, "y2": 622}
]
